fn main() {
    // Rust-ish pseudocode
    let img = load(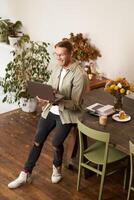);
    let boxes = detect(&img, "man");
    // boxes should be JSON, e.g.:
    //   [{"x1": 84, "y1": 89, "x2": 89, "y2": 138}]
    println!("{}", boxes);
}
[{"x1": 8, "y1": 40, "x2": 88, "y2": 189}]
